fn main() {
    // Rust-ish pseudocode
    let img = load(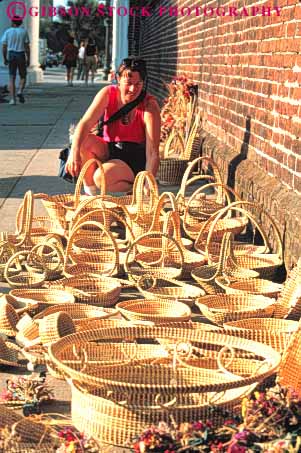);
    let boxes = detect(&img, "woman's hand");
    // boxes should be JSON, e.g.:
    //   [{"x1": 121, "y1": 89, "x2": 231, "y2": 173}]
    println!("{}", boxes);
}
[{"x1": 66, "y1": 152, "x2": 82, "y2": 177}]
